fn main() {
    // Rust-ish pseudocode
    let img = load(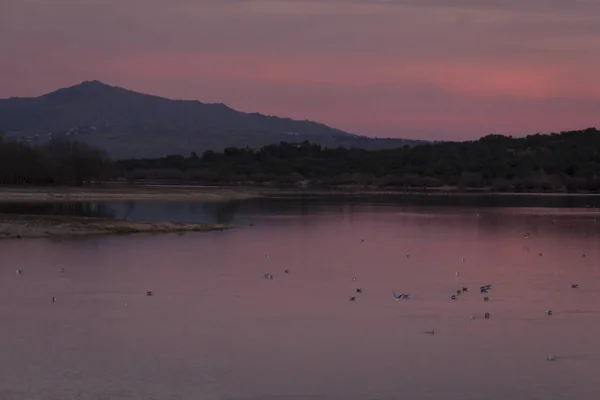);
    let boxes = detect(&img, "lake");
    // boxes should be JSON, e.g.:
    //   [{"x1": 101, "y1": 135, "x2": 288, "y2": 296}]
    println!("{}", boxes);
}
[{"x1": 1, "y1": 194, "x2": 600, "y2": 400}]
